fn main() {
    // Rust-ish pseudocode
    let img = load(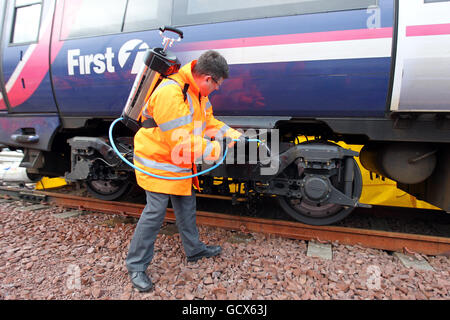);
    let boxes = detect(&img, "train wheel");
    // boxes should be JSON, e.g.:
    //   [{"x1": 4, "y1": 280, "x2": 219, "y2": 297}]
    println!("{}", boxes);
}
[
  {"x1": 278, "y1": 157, "x2": 363, "y2": 226},
  {"x1": 86, "y1": 179, "x2": 133, "y2": 201}
]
